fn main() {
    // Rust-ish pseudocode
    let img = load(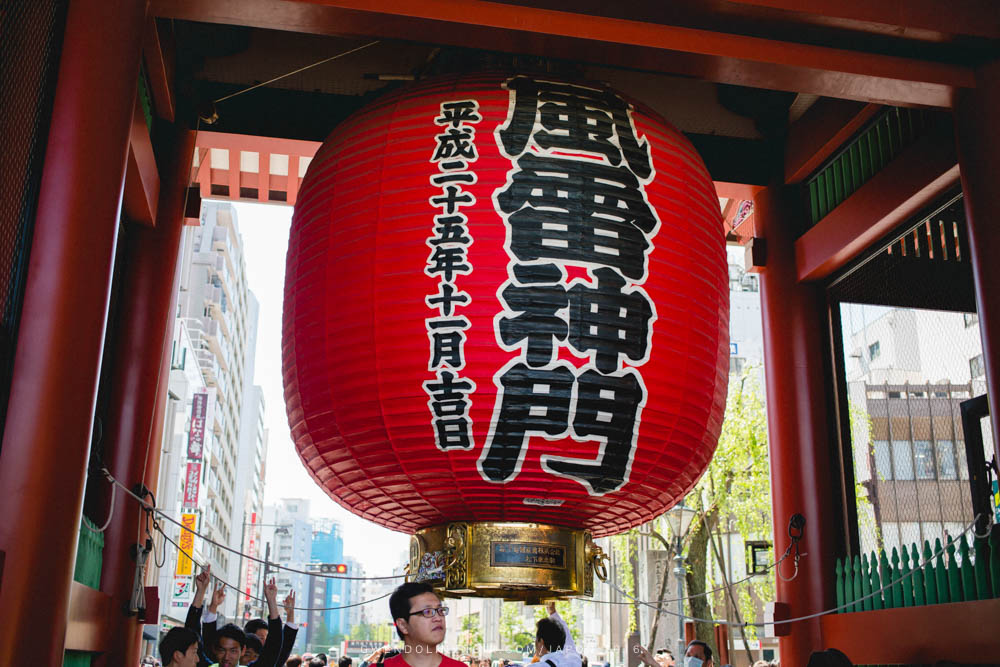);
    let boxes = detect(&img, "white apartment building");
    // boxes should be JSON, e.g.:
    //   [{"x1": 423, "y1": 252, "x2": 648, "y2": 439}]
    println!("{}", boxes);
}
[{"x1": 150, "y1": 201, "x2": 262, "y2": 627}]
